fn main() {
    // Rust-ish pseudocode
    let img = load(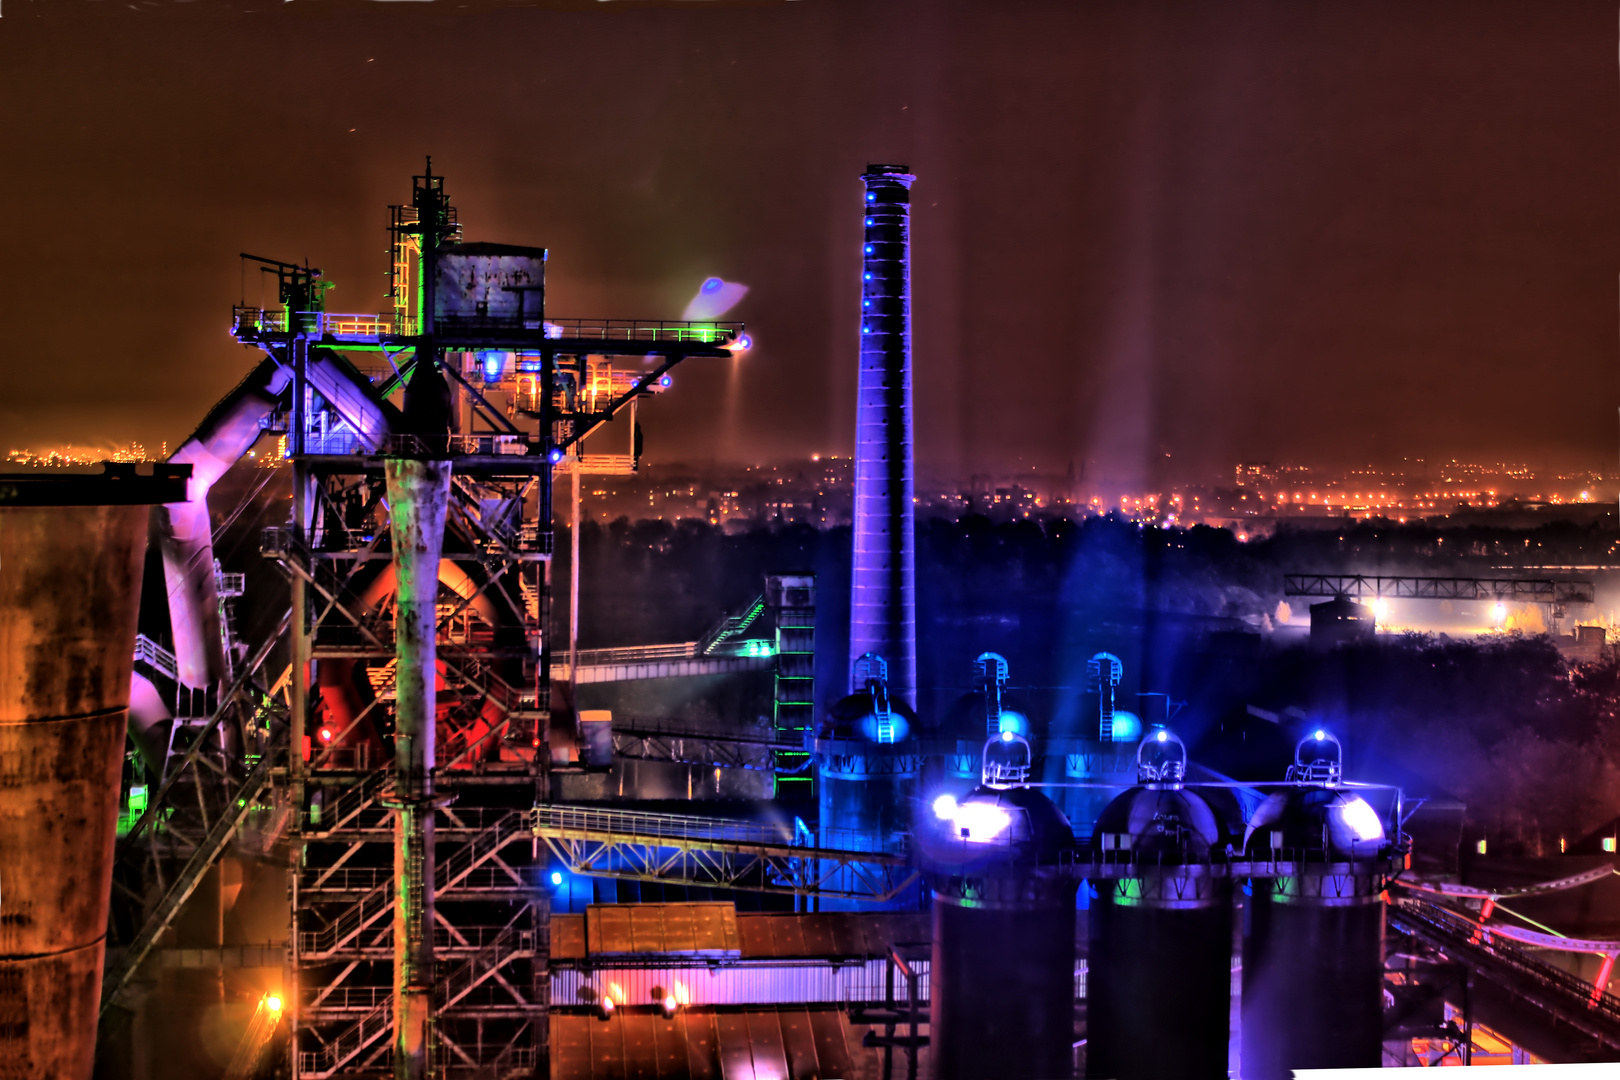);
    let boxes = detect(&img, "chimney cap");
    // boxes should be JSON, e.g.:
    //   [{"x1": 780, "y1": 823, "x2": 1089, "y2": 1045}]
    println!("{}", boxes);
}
[{"x1": 863, "y1": 163, "x2": 913, "y2": 177}]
